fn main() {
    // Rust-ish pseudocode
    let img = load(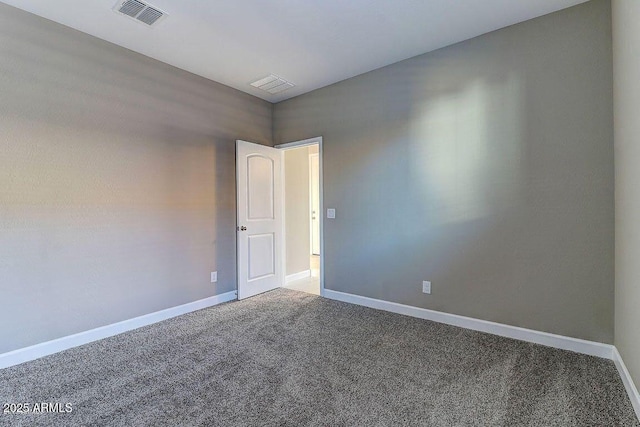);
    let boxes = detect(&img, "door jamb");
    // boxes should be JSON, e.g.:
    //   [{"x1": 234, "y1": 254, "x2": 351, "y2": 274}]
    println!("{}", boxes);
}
[{"x1": 275, "y1": 137, "x2": 325, "y2": 297}]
